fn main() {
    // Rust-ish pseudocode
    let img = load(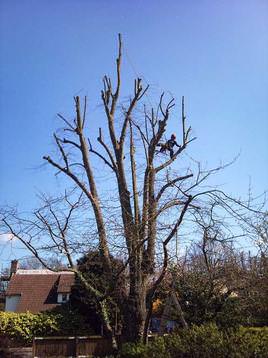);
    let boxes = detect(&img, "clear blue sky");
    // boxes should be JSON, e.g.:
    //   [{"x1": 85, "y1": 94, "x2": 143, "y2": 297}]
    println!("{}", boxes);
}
[{"x1": 0, "y1": 0, "x2": 267, "y2": 267}]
